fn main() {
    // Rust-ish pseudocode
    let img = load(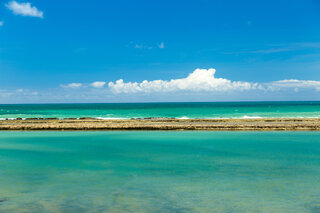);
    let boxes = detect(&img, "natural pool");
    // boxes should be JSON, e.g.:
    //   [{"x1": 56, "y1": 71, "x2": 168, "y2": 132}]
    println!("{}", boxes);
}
[{"x1": 0, "y1": 131, "x2": 319, "y2": 213}]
